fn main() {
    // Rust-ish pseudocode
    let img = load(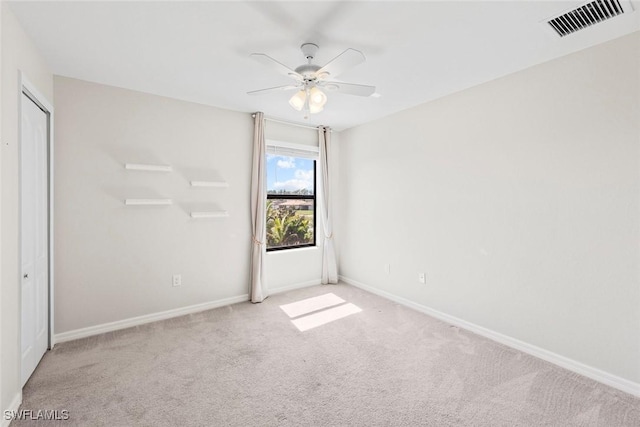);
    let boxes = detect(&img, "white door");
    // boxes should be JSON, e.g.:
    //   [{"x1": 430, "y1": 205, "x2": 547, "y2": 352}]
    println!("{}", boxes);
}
[{"x1": 21, "y1": 92, "x2": 49, "y2": 386}]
